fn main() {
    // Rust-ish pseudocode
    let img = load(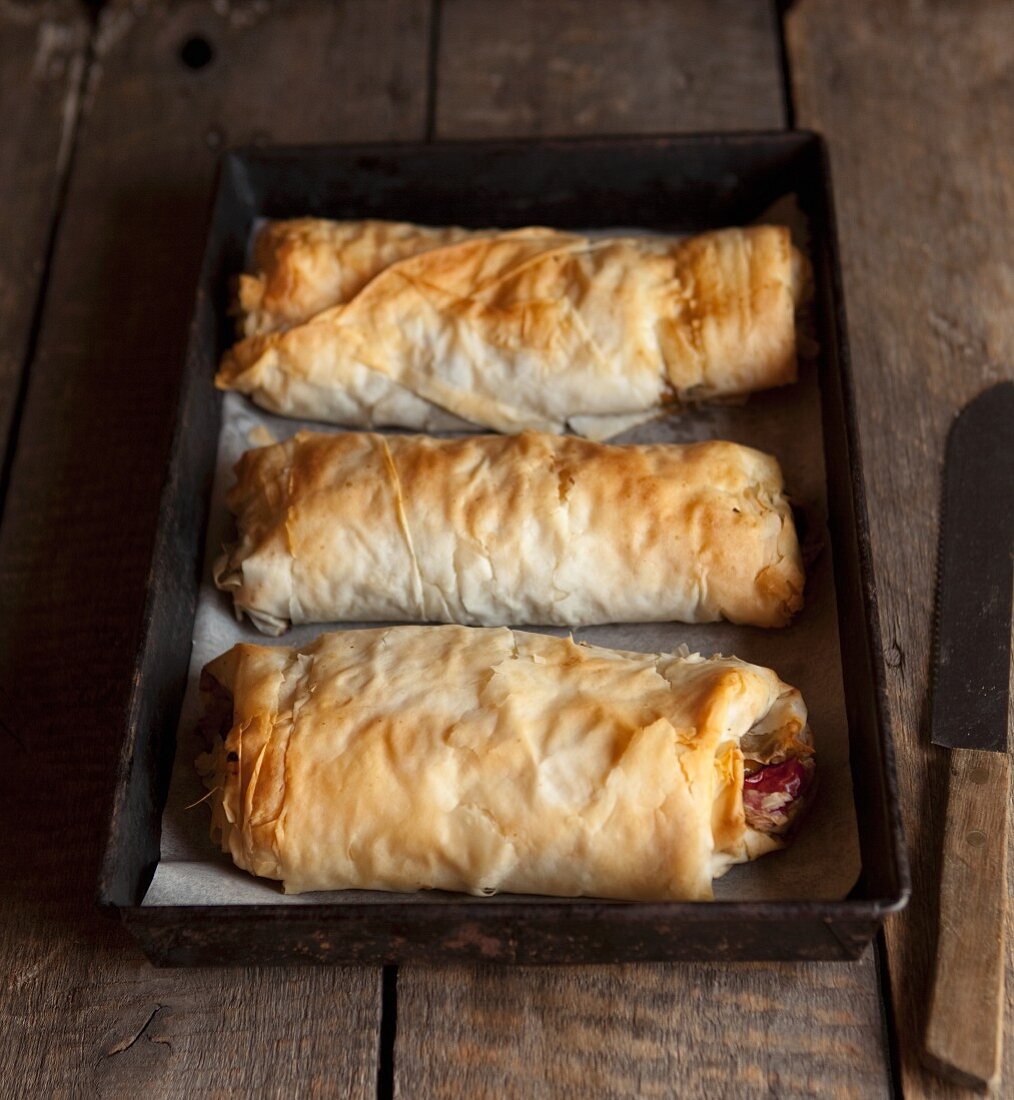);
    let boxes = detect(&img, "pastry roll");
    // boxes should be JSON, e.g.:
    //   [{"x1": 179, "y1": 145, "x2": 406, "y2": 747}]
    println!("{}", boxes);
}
[
  {"x1": 237, "y1": 218, "x2": 474, "y2": 338},
  {"x1": 218, "y1": 222, "x2": 808, "y2": 438},
  {"x1": 215, "y1": 430, "x2": 804, "y2": 634},
  {"x1": 197, "y1": 626, "x2": 816, "y2": 901}
]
